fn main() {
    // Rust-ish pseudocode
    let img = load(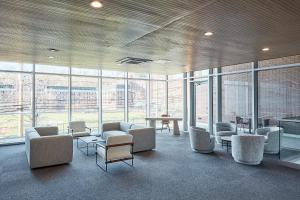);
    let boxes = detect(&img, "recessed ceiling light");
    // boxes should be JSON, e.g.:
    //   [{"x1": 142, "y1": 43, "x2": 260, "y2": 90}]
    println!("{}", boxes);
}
[
  {"x1": 90, "y1": 1, "x2": 103, "y2": 8},
  {"x1": 48, "y1": 56, "x2": 54, "y2": 59},
  {"x1": 204, "y1": 32, "x2": 213, "y2": 36},
  {"x1": 48, "y1": 48, "x2": 59, "y2": 52},
  {"x1": 262, "y1": 47, "x2": 270, "y2": 52}
]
